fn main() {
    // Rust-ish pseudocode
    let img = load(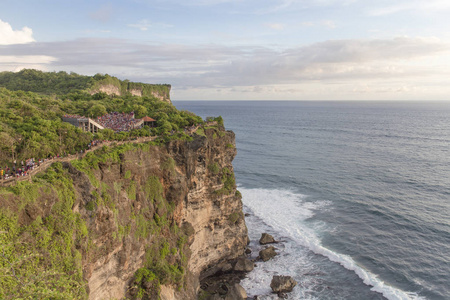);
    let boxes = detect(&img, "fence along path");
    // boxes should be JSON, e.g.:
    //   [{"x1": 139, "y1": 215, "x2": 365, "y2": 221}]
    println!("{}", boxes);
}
[
  {"x1": 0, "y1": 136, "x2": 156, "y2": 187},
  {"x1": 0, "y1": 122, "x2": 215, "y2": 187}
]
